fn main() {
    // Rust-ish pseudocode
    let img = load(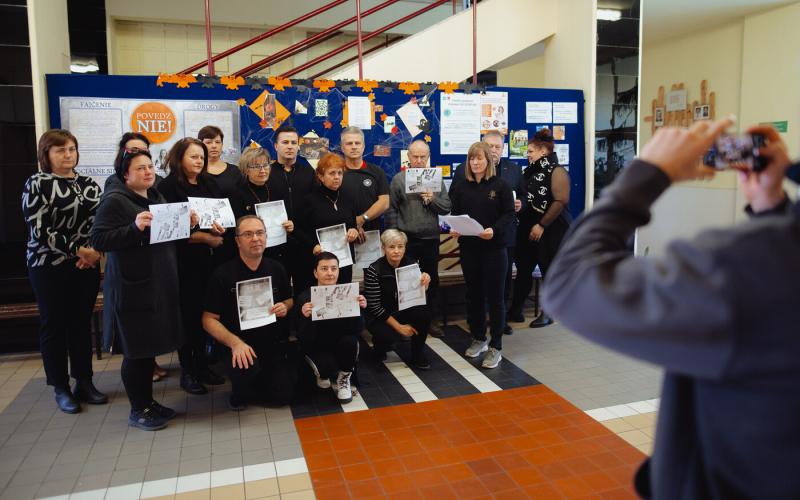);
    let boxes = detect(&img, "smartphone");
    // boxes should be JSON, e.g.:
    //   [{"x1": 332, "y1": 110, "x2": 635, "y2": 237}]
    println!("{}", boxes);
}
[{"x1": 703, "y1": 133, "x2": 767, "y2": 171}]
